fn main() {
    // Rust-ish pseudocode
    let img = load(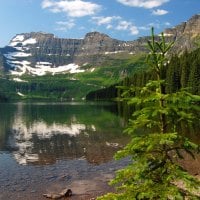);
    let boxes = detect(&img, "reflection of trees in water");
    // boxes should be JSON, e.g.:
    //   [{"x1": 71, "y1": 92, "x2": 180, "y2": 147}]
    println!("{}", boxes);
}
[
  {"x1": 1, "y1": 102, "x2": 199, "y2": 166},
  {"x1": 118, "y1": 102, "x2": 200, "y2": 144},
  {"x1": 0, "y1": 104, "x2": 16, "y2": 150},
  {"x1": 0, "y1": 102, "x2": 128, "y2": 165}
]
